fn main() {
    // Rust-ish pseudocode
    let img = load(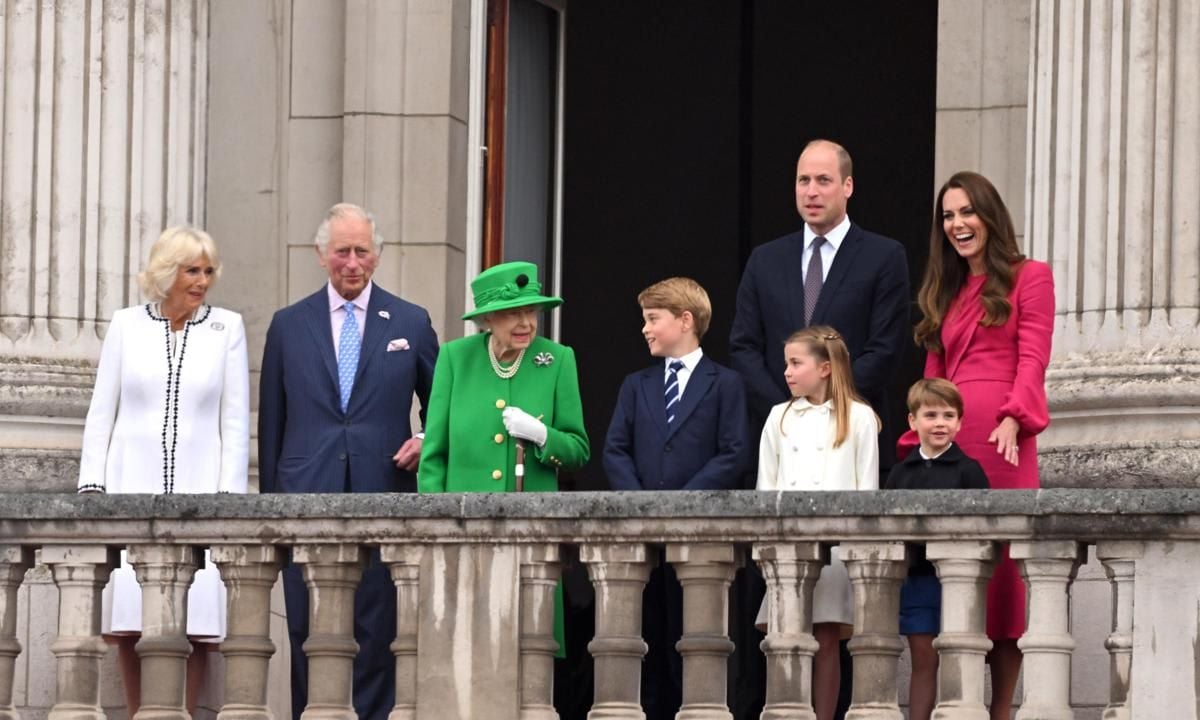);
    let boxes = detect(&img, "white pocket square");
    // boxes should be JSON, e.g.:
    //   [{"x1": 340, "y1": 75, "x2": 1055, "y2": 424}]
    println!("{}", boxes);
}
[{"x1": 387, "y1": 338, "x2": 411, "y2": 352}]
